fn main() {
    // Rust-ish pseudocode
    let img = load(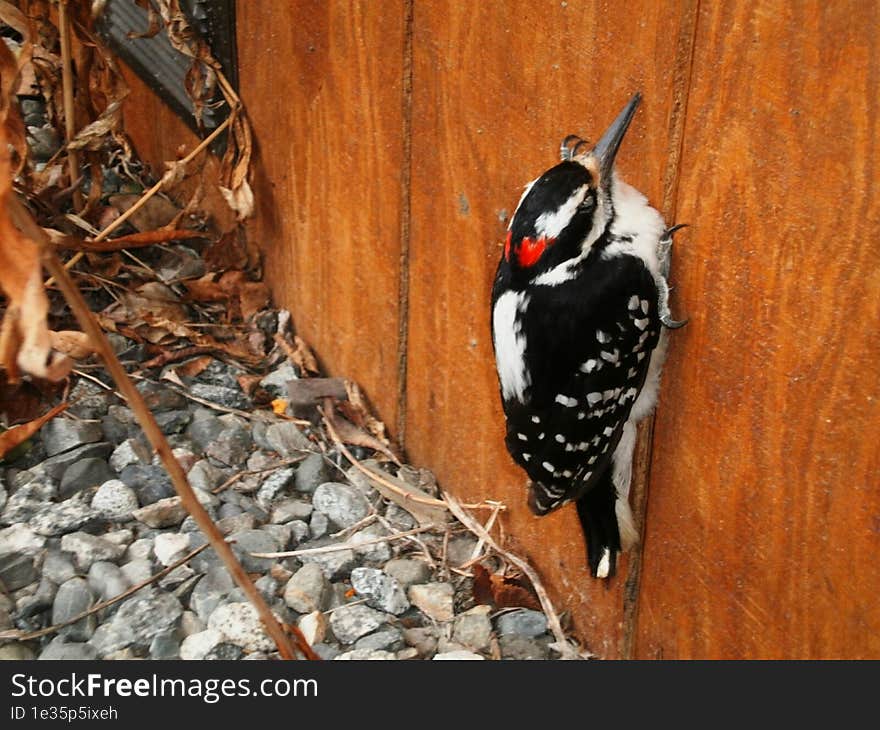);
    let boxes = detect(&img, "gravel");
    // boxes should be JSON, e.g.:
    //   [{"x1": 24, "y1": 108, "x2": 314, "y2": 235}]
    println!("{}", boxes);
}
[
  {"x1": 312, "y1": 482, "x2": 370, "y2": 529},
  {"x1": 329, "y1": 604, "x2": 388, "y2": 645},
  {"x1": 91, "y1": 479, "x2": 139, "y2": 520},
  {"x1": 283, "y1": 563, "x2": 328, "y2": 613},
  {"x1": 350, "y1": 567, "x2": 409, "y2": 615}
]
